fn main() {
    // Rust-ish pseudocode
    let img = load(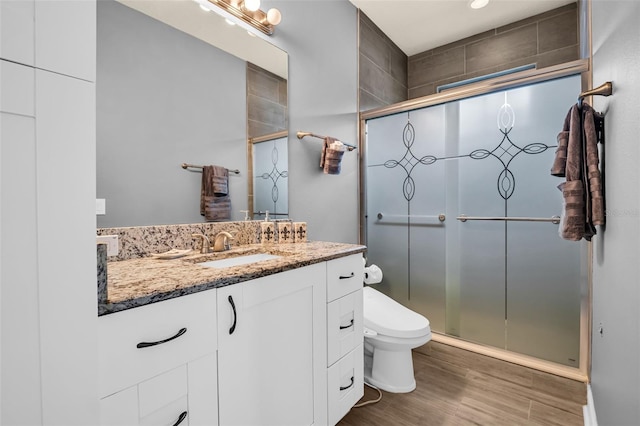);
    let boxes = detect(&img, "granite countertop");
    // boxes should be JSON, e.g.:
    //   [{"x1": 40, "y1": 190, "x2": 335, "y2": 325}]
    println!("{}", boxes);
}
[{"x1": 99, "y1": 241, "x2": 366, "y2": 316}]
